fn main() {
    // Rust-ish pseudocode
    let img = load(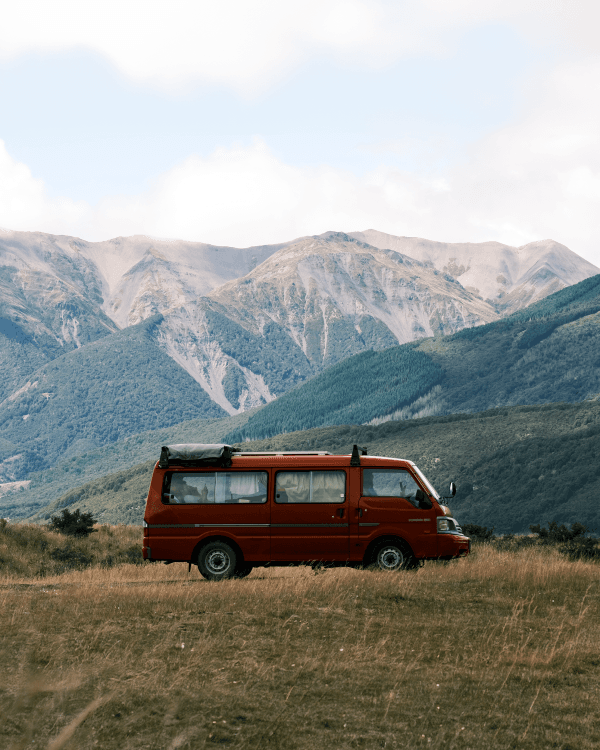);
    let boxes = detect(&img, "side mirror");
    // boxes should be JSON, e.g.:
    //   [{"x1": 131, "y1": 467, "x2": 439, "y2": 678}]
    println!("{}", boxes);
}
[
  {"x1": 450, "y1": 482, "x2": 456, "y2": 497},
  {"x1": 415, "y1": 488, "x2": 433, "y2": 509}
]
